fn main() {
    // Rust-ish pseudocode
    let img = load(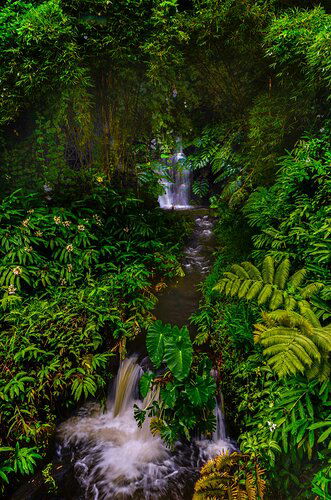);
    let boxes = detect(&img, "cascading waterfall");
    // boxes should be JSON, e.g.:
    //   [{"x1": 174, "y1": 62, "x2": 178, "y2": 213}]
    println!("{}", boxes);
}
[
  {"x1": 57, "y1": 356, "x2": 235, "y2": 500},
  {"x1": 158, "y1": 140, "x2": 191, "y2": 209},
  {"x1": 53, "y1": 212, "x2": 236, "y2": 499}
]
